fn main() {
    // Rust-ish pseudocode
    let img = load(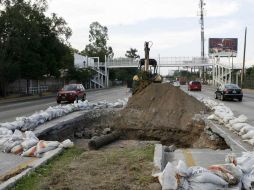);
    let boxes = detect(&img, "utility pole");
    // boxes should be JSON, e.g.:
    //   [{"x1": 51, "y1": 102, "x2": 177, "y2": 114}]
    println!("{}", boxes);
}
[
  {"x1": 199, "y1": 0, "x2": 205, "y2": 82},
  {"x1": 241, "y1": 27, "x2": 247, "y2": 88}
]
